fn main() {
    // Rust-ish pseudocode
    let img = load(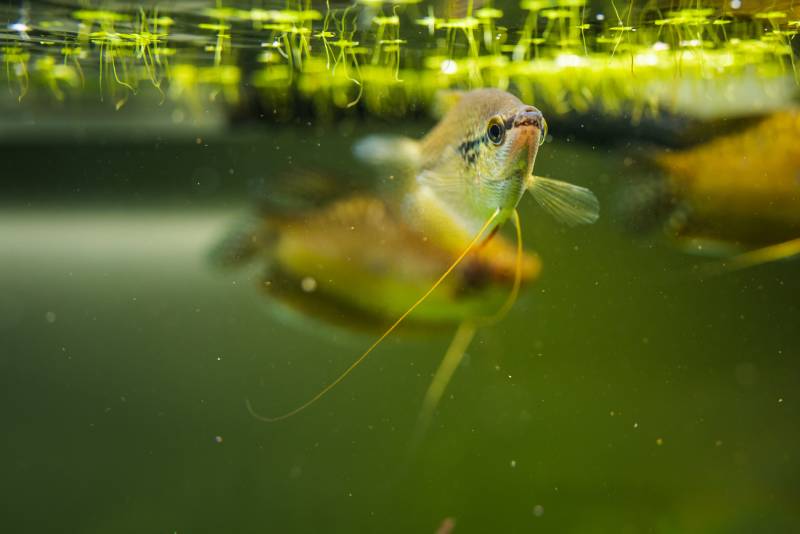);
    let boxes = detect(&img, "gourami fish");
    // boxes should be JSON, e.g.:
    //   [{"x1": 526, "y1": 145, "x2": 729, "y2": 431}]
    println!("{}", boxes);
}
[
  {"x1": 218, "y1": 89, "x2": 599, "y2": 437},
  {"x1": 627, "y1": 110, "x2": 800, "y2": 270}
]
